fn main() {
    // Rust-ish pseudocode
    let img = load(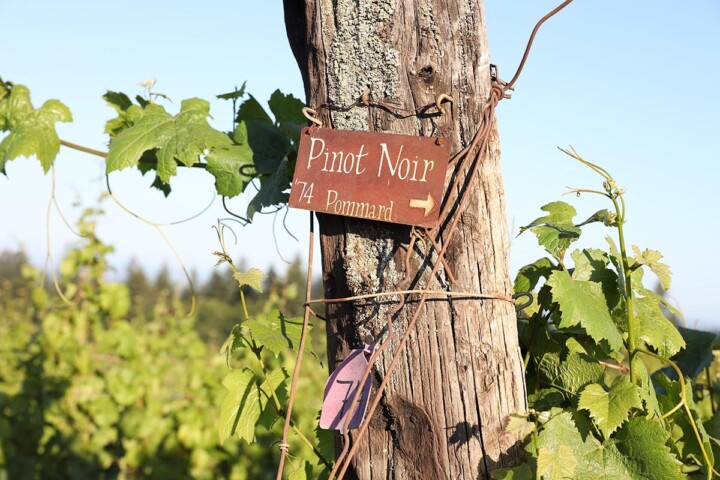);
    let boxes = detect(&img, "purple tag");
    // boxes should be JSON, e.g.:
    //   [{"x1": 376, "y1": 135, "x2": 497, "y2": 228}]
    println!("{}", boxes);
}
[{"x1": 320, "y1": 340, "x2": 376, "y2": 431}]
